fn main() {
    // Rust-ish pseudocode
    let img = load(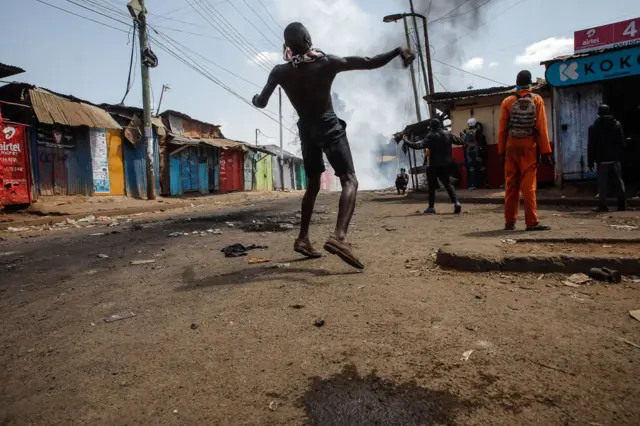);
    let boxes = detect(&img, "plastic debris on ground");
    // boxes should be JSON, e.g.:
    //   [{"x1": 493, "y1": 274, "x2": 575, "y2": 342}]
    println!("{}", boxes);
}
[
  {"x1": 279, "y1": 223, "x2": 294, "y2": 230},
  {"x1": 609, "y1": 224, "x2": 638, "y2": 231},
  {"x1": 221, "y1": 243, "x2": 268, "y2": 258},
  {"x1": 461, "y1": 349, "x2": 475, "y2": 361},
  {"x1": 630, "y1": 310, "x2": 640, "y2": 323},
  {"x1": 104, "y1": 311, "x2": 136, "y2": 323},
  {"x1": 248, "y1": 257, "x2": 271, "y2": 265},
  {"x1": 130, "y1": 259, "x2": 157, "y2": 265},
  {"x1": 562, "y1": 273, "x2": 591, "y2": 288},
  {"x1": 589, "y1": 267, "x2": 622, "y2": 283},
  {"x1": 265, "y1": 263, "x2": 290, "y2": 269},
  {"x1": 501, "y1": 238, "x2": 517, "y2": 244},
  {"x1": 96, "y1": 254, "x2": 110, "y2": 259},
  {"x1": 7, "y1": 227, "x2": 29, "y2": 233}
]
